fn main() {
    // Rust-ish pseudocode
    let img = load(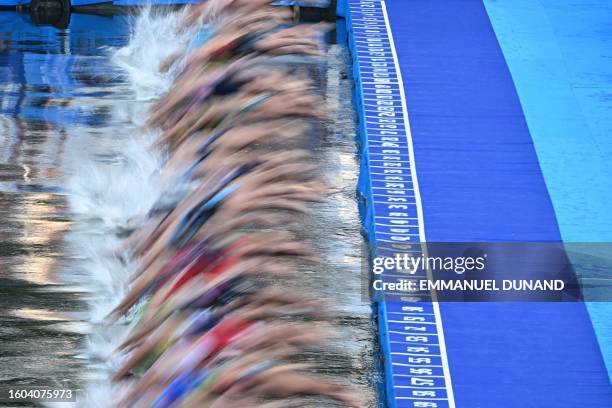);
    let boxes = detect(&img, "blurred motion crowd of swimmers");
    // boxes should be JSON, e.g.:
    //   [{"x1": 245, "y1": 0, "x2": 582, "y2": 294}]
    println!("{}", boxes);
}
[{"x1": 107, "y1": 0, "x2": 363, "y2": 406}]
